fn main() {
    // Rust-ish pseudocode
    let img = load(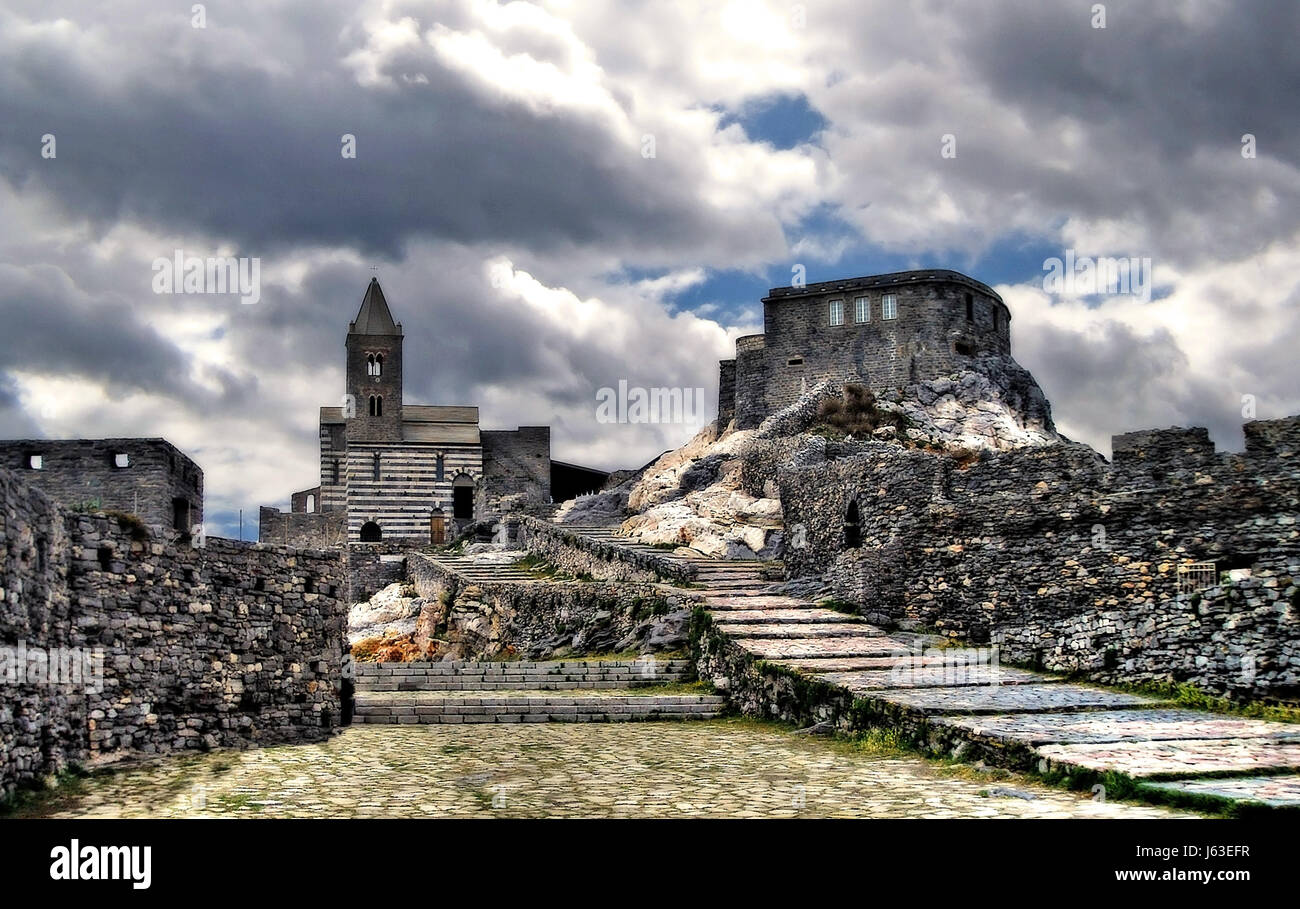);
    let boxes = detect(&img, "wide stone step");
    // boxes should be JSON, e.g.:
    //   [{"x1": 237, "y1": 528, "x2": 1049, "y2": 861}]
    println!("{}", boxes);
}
[
  {"x1": 705, "y1": 595, "x2": 822, "y2": 610},
  {"x1": 353, "y1": 692, "x2": 725, "y2": 723},
  {"x1": 865, "y1": 683, "x2": 1166, "y2": 716},
  {"x1": 739, "y1": 636, "x2": 920, "y2": 660},
  {"x1": 1035, "y1": 738, "x2": 1300, "y2": 780},
  {"x1": 819, "y1": 666, "x2": 1053, "y2": 692},
  {"x1": 355, "y1": 659, "x2": 689, "y2": 674},
  {"x1": 355, "y1": 660, "x2": 689, "y2": 690},
  {"x1": 713, "y1": 622, "x2": 884, "y2": 639},
  {"x1": 932, "y1": 708, "x2": 1300, "y2": 747},
  {"x1": 710, "y1": 608, "x2": 864, "y2": 624}
]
